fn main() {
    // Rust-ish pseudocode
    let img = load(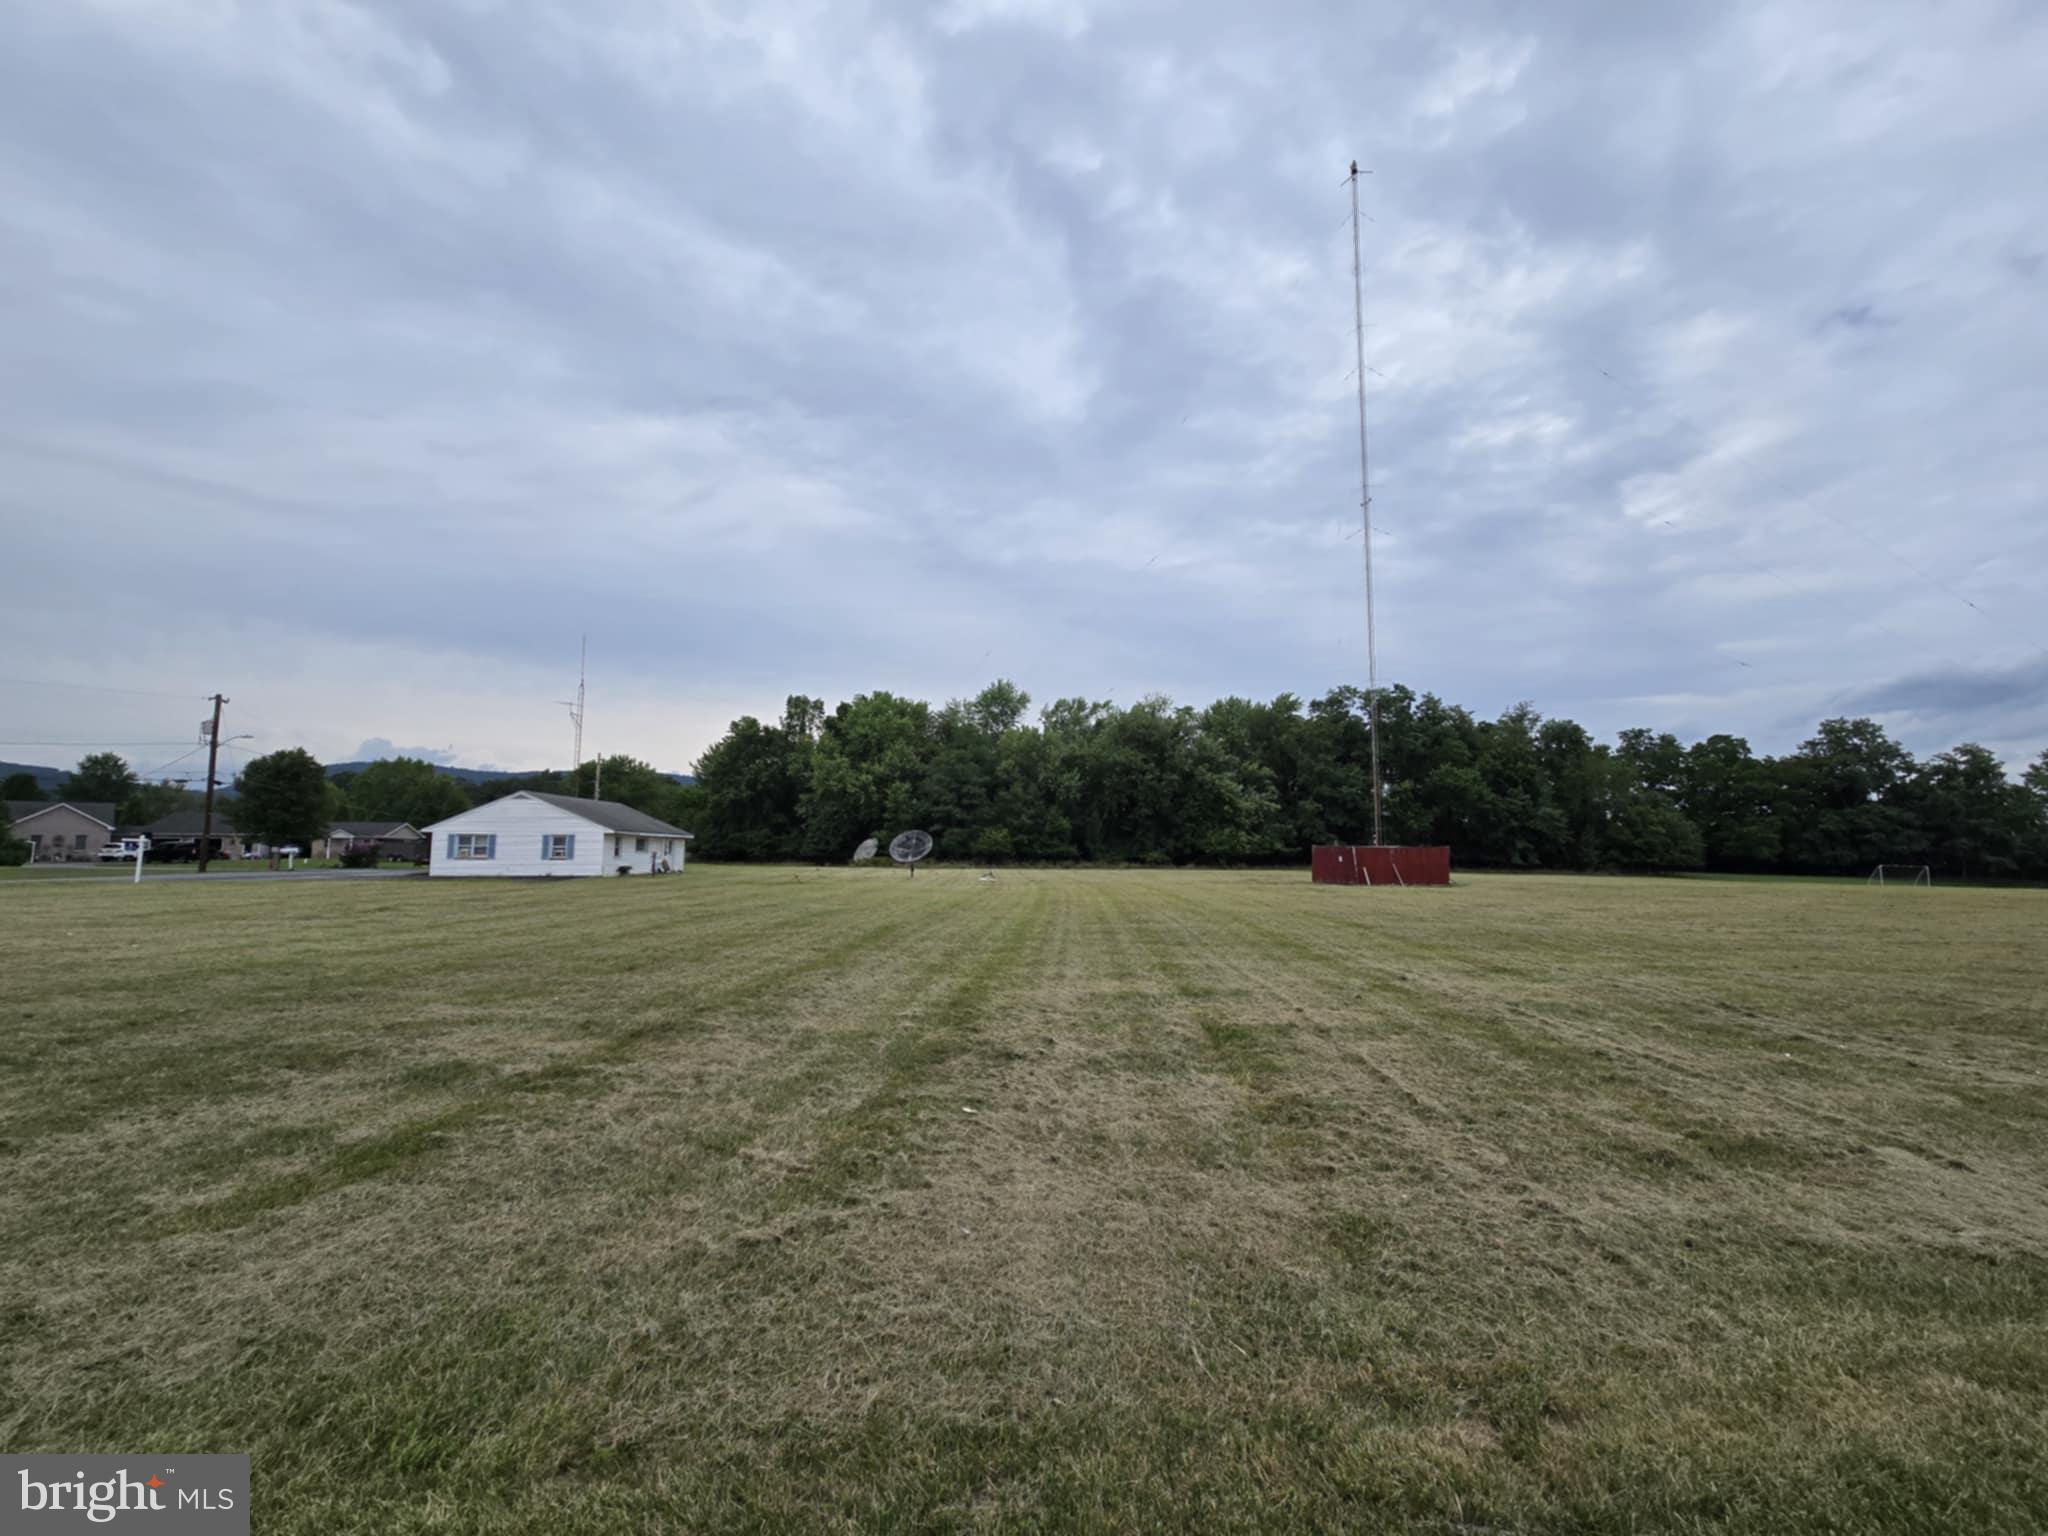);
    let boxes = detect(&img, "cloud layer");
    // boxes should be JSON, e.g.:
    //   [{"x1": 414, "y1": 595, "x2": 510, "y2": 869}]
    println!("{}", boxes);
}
[{"x1": 3, "y1": 0, "x2": 2044, "y2": 774}]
